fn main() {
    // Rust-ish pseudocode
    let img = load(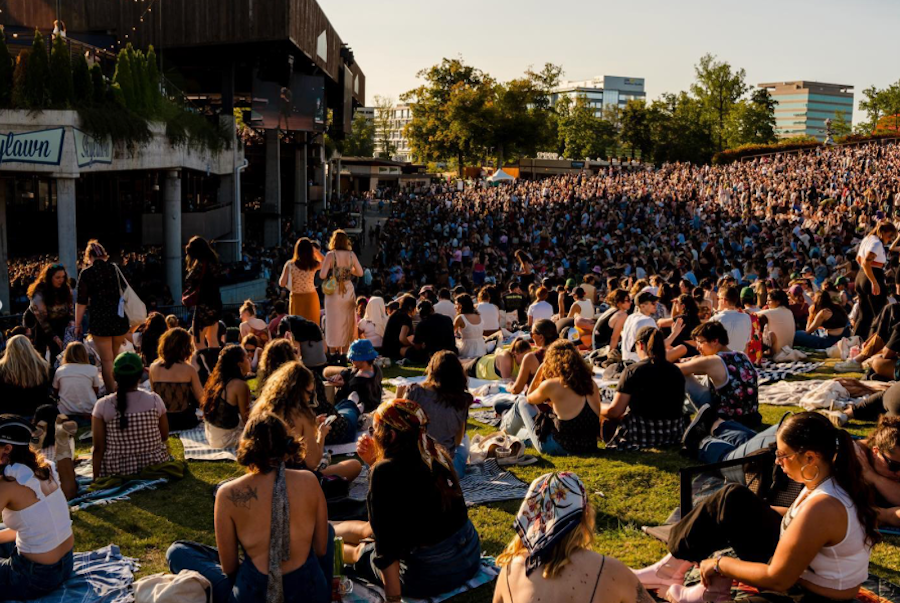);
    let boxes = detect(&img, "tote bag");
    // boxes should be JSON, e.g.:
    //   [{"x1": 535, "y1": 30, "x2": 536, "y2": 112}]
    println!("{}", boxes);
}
[{"x1": 115, "y1": 265, "x2": 148, "y2": 327}]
